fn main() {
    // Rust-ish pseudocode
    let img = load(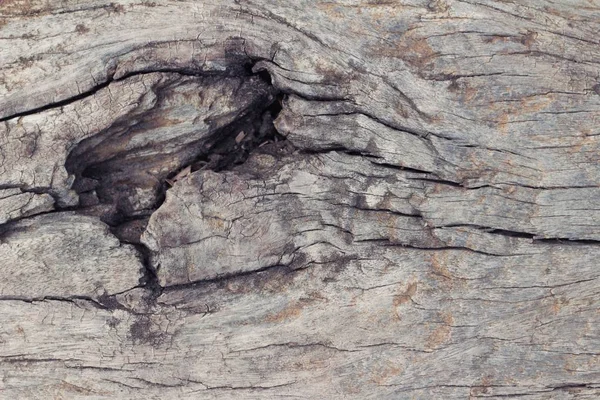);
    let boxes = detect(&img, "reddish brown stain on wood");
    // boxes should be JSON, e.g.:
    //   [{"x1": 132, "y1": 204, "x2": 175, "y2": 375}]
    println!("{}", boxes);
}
[
  {"x1": 393, "y1": 281, "x2": 418, "y2": 307},
  {"x1": 264, "y1": 298, "x2": 315, "y2": 323},
  {"x1": 425, "y1": 313, "x2": 453, "y2": 350},
  {"x1": 370, "y1": 361, "x2": 404, "y2": 385}
]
